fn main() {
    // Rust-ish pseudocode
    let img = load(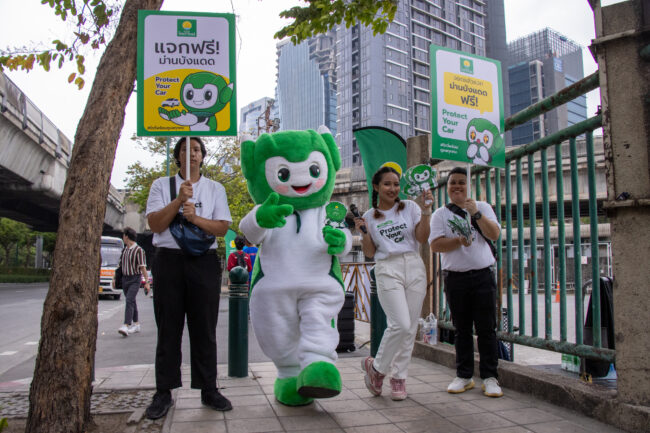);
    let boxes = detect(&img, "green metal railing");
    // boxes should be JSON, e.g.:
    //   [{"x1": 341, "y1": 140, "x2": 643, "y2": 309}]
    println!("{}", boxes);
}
[{"x1": 432, "y1": 71, "x2": 615, "y2": 363}]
